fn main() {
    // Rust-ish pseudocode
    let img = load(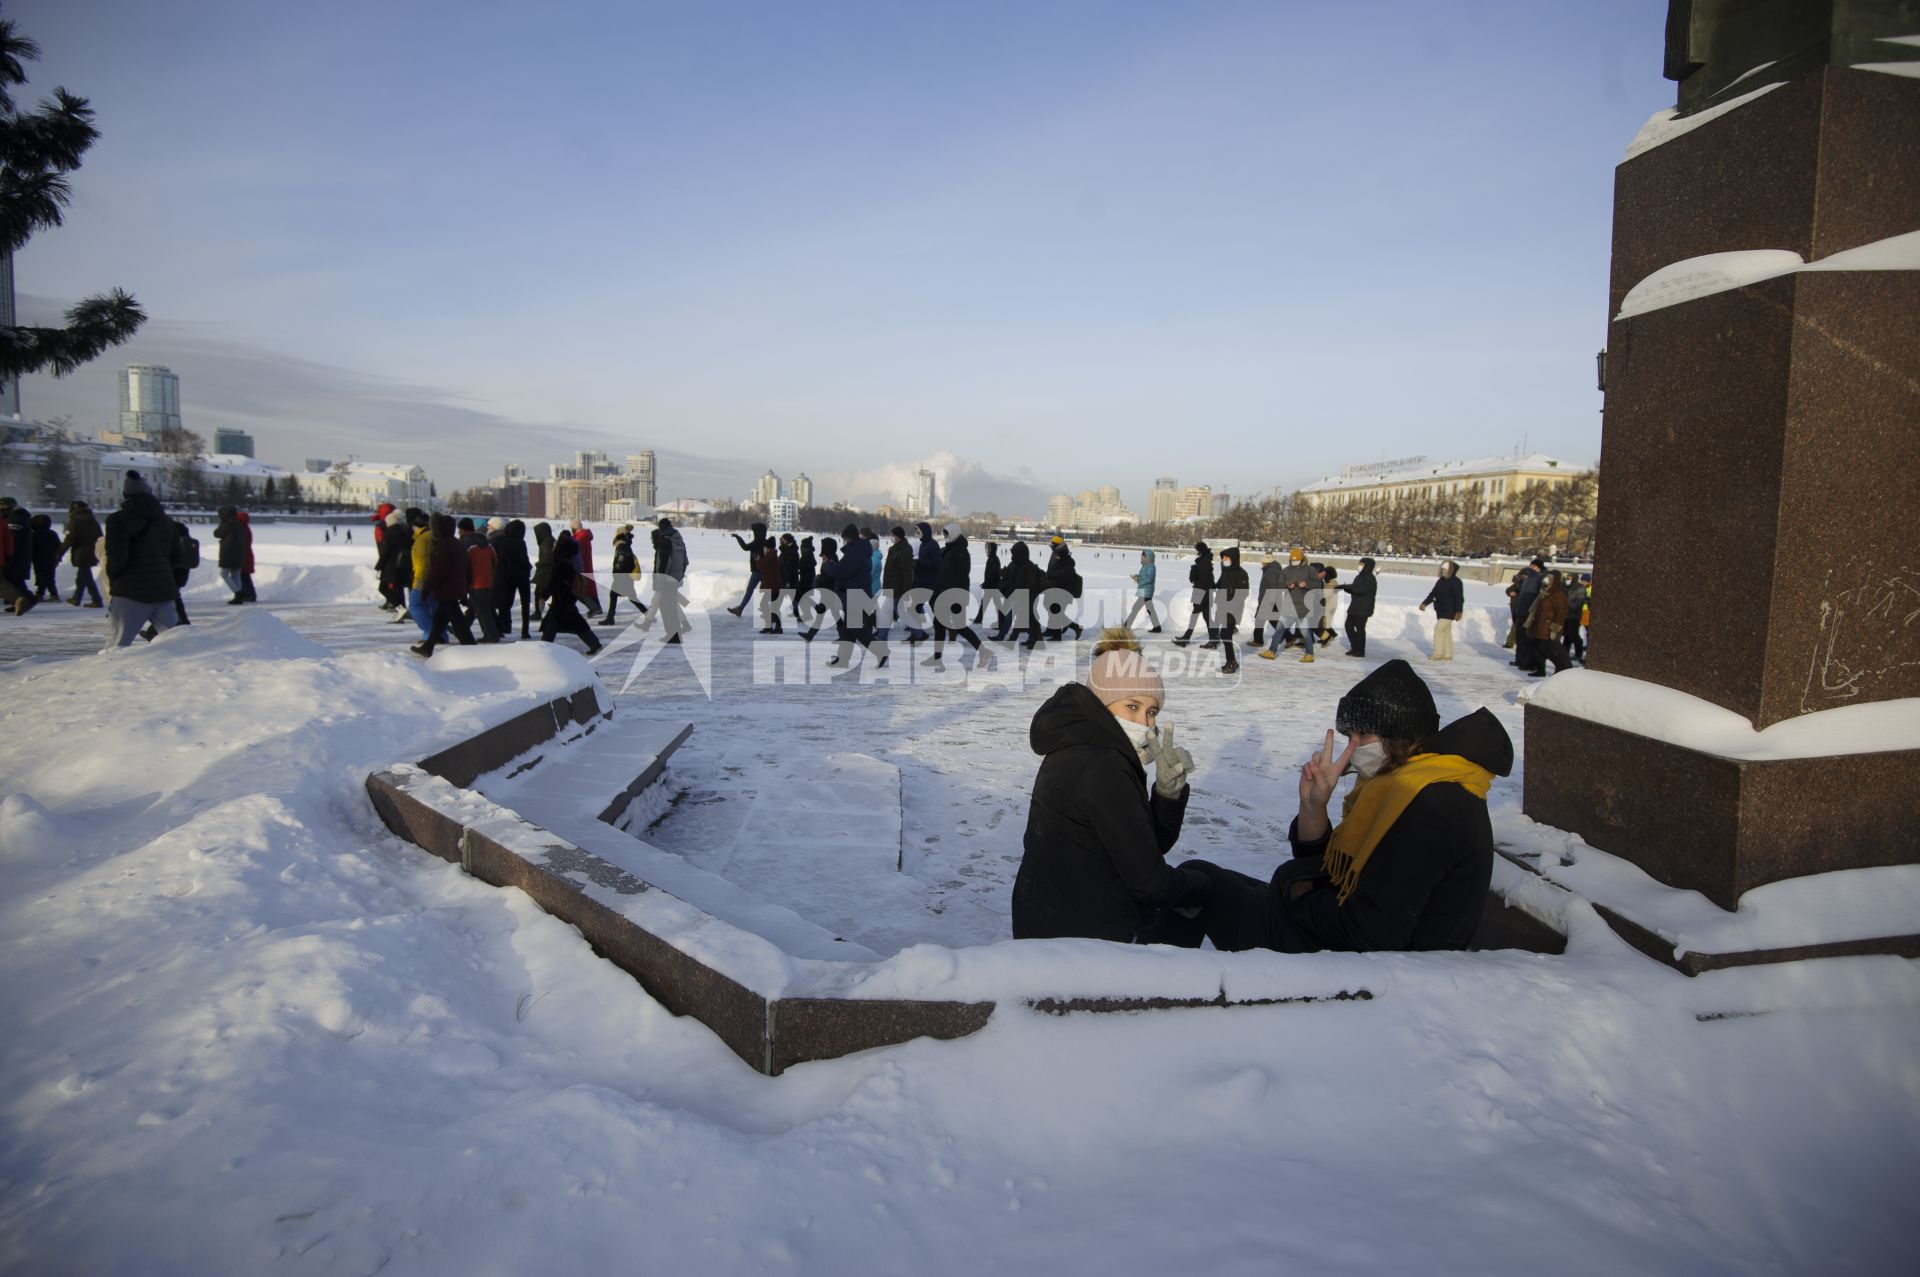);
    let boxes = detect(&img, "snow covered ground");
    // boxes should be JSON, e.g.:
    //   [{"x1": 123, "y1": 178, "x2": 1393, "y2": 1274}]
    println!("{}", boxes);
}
[{"x1": 3, "y1": 522, "x2": 1919, "y2": 1274}]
